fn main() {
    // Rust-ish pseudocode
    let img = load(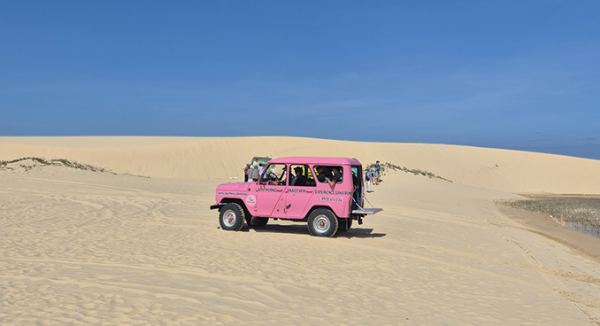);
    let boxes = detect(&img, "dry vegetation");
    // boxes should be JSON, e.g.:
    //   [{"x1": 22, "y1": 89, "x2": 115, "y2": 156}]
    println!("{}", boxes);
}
[
  {"x1": 368, "y1": 162, "x2": 451, "y2": 182},
  {"x1": 499, "y1": 197, "x2": 600, "y2": 228},
  {"x1": 0, "y1": 157, "x2": 112, "y2": 173}
]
